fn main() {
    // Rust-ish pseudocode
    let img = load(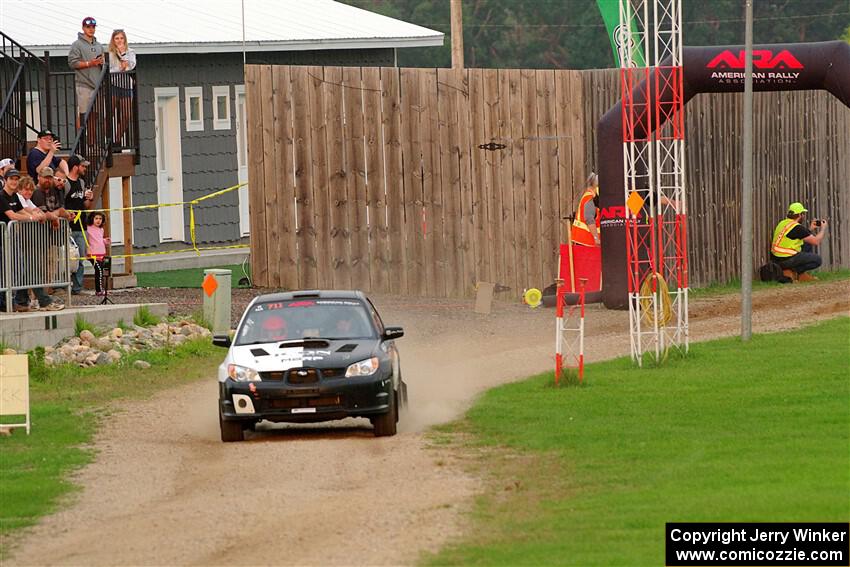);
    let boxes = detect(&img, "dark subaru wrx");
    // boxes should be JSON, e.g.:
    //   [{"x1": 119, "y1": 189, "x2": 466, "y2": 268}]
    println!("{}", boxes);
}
[{"x1": 214, "y1": 290, "x2": 406, "y2": 442}]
